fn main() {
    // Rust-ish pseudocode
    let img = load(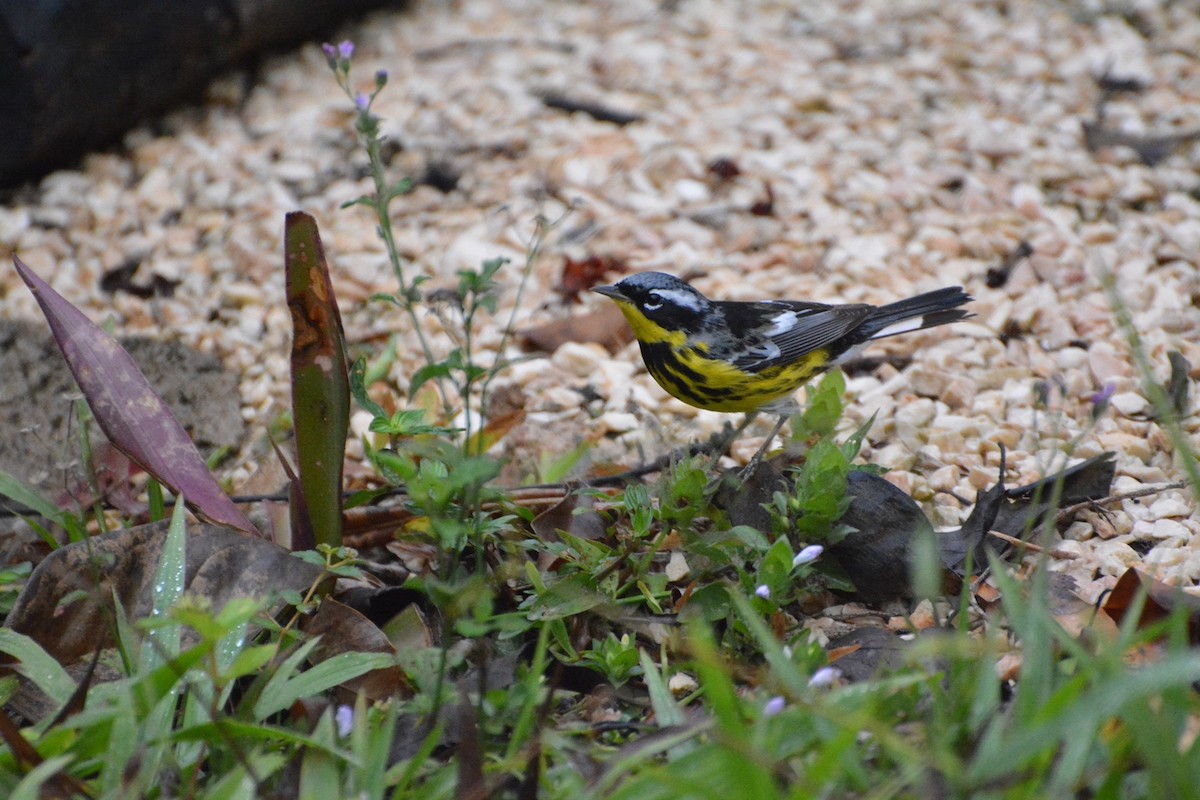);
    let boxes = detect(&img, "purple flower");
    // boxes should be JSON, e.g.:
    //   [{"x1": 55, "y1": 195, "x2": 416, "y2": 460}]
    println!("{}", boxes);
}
[
  {"x1": 1090, "y1": 382, "x2": 1115, "y2": 420},
  {"x1": 335, "y1": 704, "x2": 354, "y2": 737},
  {"x1": 338, "y1": 40, "x2": 356, "y2": 60},
  {"x1": 375, "y1": 69, "x2": 389, "y2": 88},
  {"x1": 355, "y1": 92, "x2": 370, "y2": 111},
  {"x1": 792, "y1": 545, "x2": 824, "y2": 567},
  {"x1": 763, "y1": 696, "x2": 786, "y2": 717},
  {"x1": 755, "y1": 584, "x2": 771, "y2": 600},
  {"x1": 808, "y1": 666, "x2": 841, "y2": 688},
  {"x1": 321, "y1": 42, "x2": 339, "y2": 70},
  {"x1": 1089, "y1": 382, "x2": 1115, "y2": 406}
]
